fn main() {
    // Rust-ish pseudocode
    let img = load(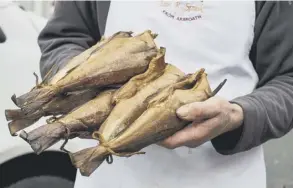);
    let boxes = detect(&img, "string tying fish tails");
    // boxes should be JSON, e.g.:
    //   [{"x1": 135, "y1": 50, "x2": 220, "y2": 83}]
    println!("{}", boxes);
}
[
  {"x1": 59, "y1": 122, "x2": 71, "y2": 154},
  {"x1": 19, "y1": 84, "x2": 63, "y2": 115},
  {"x1": 50, "y1": 85, "x2": 63, "y2": 95},
  {"x1": 46, "y1": 116, "x2": 59, "y2": 124},
  {"x1": 57, "y1": 119, "x2": 88, "y2": 154},
  {"x1": 33, "y1": 72, "x2": 40, "y2": 88},
  {"x1": 59, "y1": 118, "x2": 96, "y2": 153},
  {"x1": 92, "y1": 132, "x2": 146, "y2": 164}
]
